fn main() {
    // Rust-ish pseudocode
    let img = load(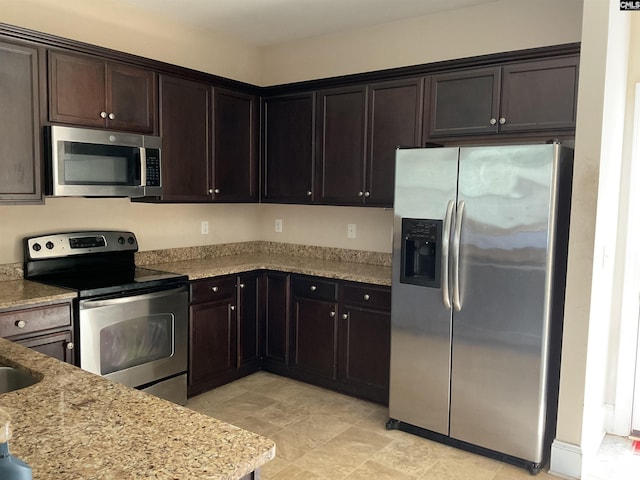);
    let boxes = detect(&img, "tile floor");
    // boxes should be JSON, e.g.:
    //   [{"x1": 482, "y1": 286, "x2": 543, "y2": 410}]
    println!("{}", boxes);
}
[{"x1": 186, "y1": 372, "x2": 561, "y2": 479}]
